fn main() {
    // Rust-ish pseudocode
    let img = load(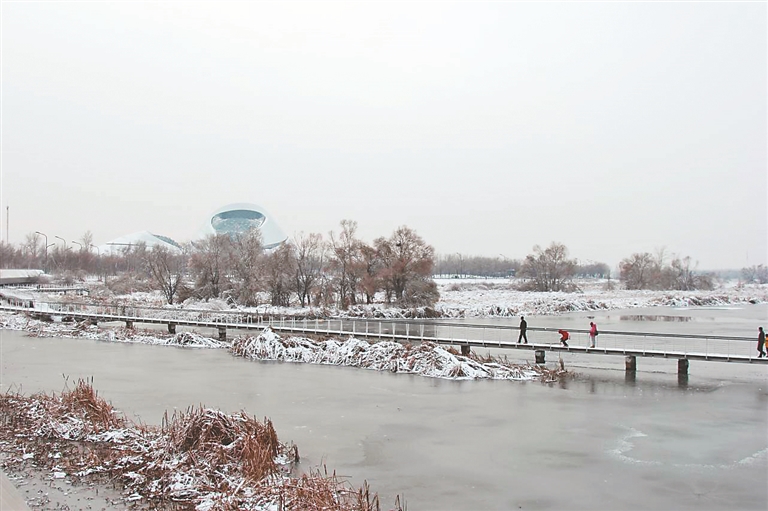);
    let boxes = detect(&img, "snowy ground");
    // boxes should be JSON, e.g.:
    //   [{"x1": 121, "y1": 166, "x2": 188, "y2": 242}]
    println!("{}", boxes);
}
[
  {"x1": 429, "y1": 278, "x2": 768, "y2": 317},
  {"x1": 56, "y1": 278, "x2": 768, "y2": 319}
]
